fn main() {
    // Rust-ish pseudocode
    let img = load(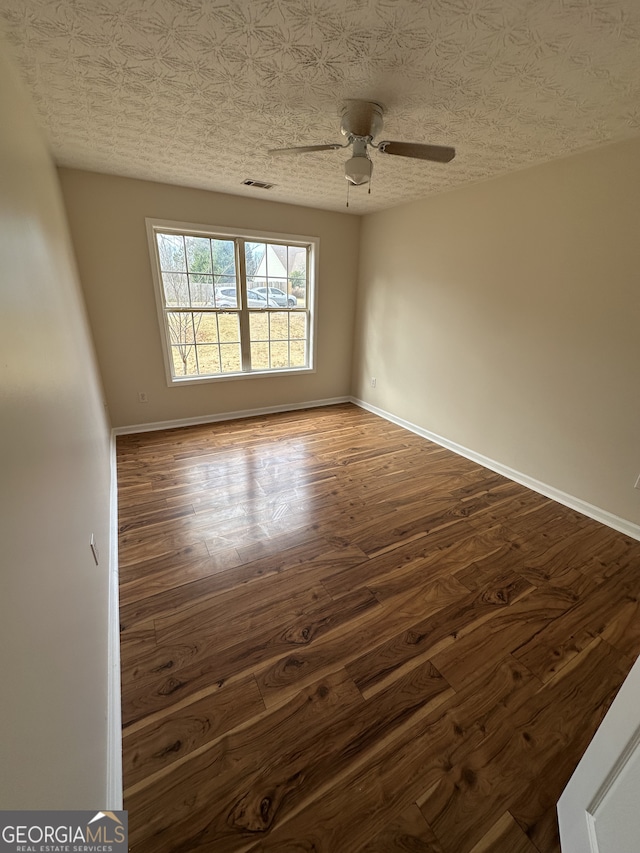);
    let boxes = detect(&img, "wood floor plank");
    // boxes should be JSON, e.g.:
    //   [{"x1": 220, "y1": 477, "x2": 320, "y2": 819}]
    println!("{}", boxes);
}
[
  {"x1": 320, "y1": 497, "x2": 463, "y2": 556},
  {"x1": 122, "y1": 673, "x2": 265, "y2": 788},
  {"x1": 346, "y1": 573, "x2": 534, "y2": 698},
  {"x1": 357, "y1": 804, "x2": 444, "y2": 853},
  {"x1": 454, "y1": 481, "x2": 542, "y2": 525},
  {"x1": 119, "y1": 541, "x2": 210, "y2": 577},
  {"x1": 125, "y1": 669, "x2": 365, "y2": 852},
  {"x1": 118, "y1": 529, "x2": 213, "y2": 566},
  {"x1": 119, "y1": 548, "x2": 243, "y2": 606},
  {"x1": 117, "y1": 501, "x2": 197, "y2": 535},
  {"x1": 122, "y1": 587, "x2": 378, "y2": 726},
  {"x1": 466, "y1": 811, "x2": 540, "y2": 853},
  {"x1": 419, "y1": 639, "x2": 628, "y2": 853},
  {"x1": 511, "y1": 803, "x2": 561, "y2": 853},
  {"x1": 253, "y1": 575, "x2": 469, "y2": 709},
  {"x1": 226, "y1": 662, "x2": 451, "y2": 842},
  {"x1": 152, "y1": 573, "x2": 333, "y2": 646},
  {"x1": 119, "y1": 620, "x2": 157, "y2": 659},
  {"x1": 118, "y1": 536, "x2": 345, "y2": 634},
  {"x1": 236, "y1": 658, "x2": 538, "y2": 853},
  {"x1": 117, "y1": 404, "x2": 640, "y2": 853},
  {"x1": 509, "y1": 781, "x2": 563, "y2": 853},
  {"x1": 321, "y1": 518, "x2": 477, "y2": 598},
  {"x1": 429, "y1": 586, "x2": 578, "y2": 691},
  {"x1": 366, "y1": 525, "x2": 514, "y2": 603},
  {"x1": 502, "y1": 503, "x2": 588, "y2": 547},
  {"x1": 513, "y1": 569, "x2": 639, "y2": 682},
  {"x1": 600, "y1": 586, "x2": 640, "y2": 658},
  {"x1": 452, "y1": 543, "x2": 526, "y2": 592}
]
